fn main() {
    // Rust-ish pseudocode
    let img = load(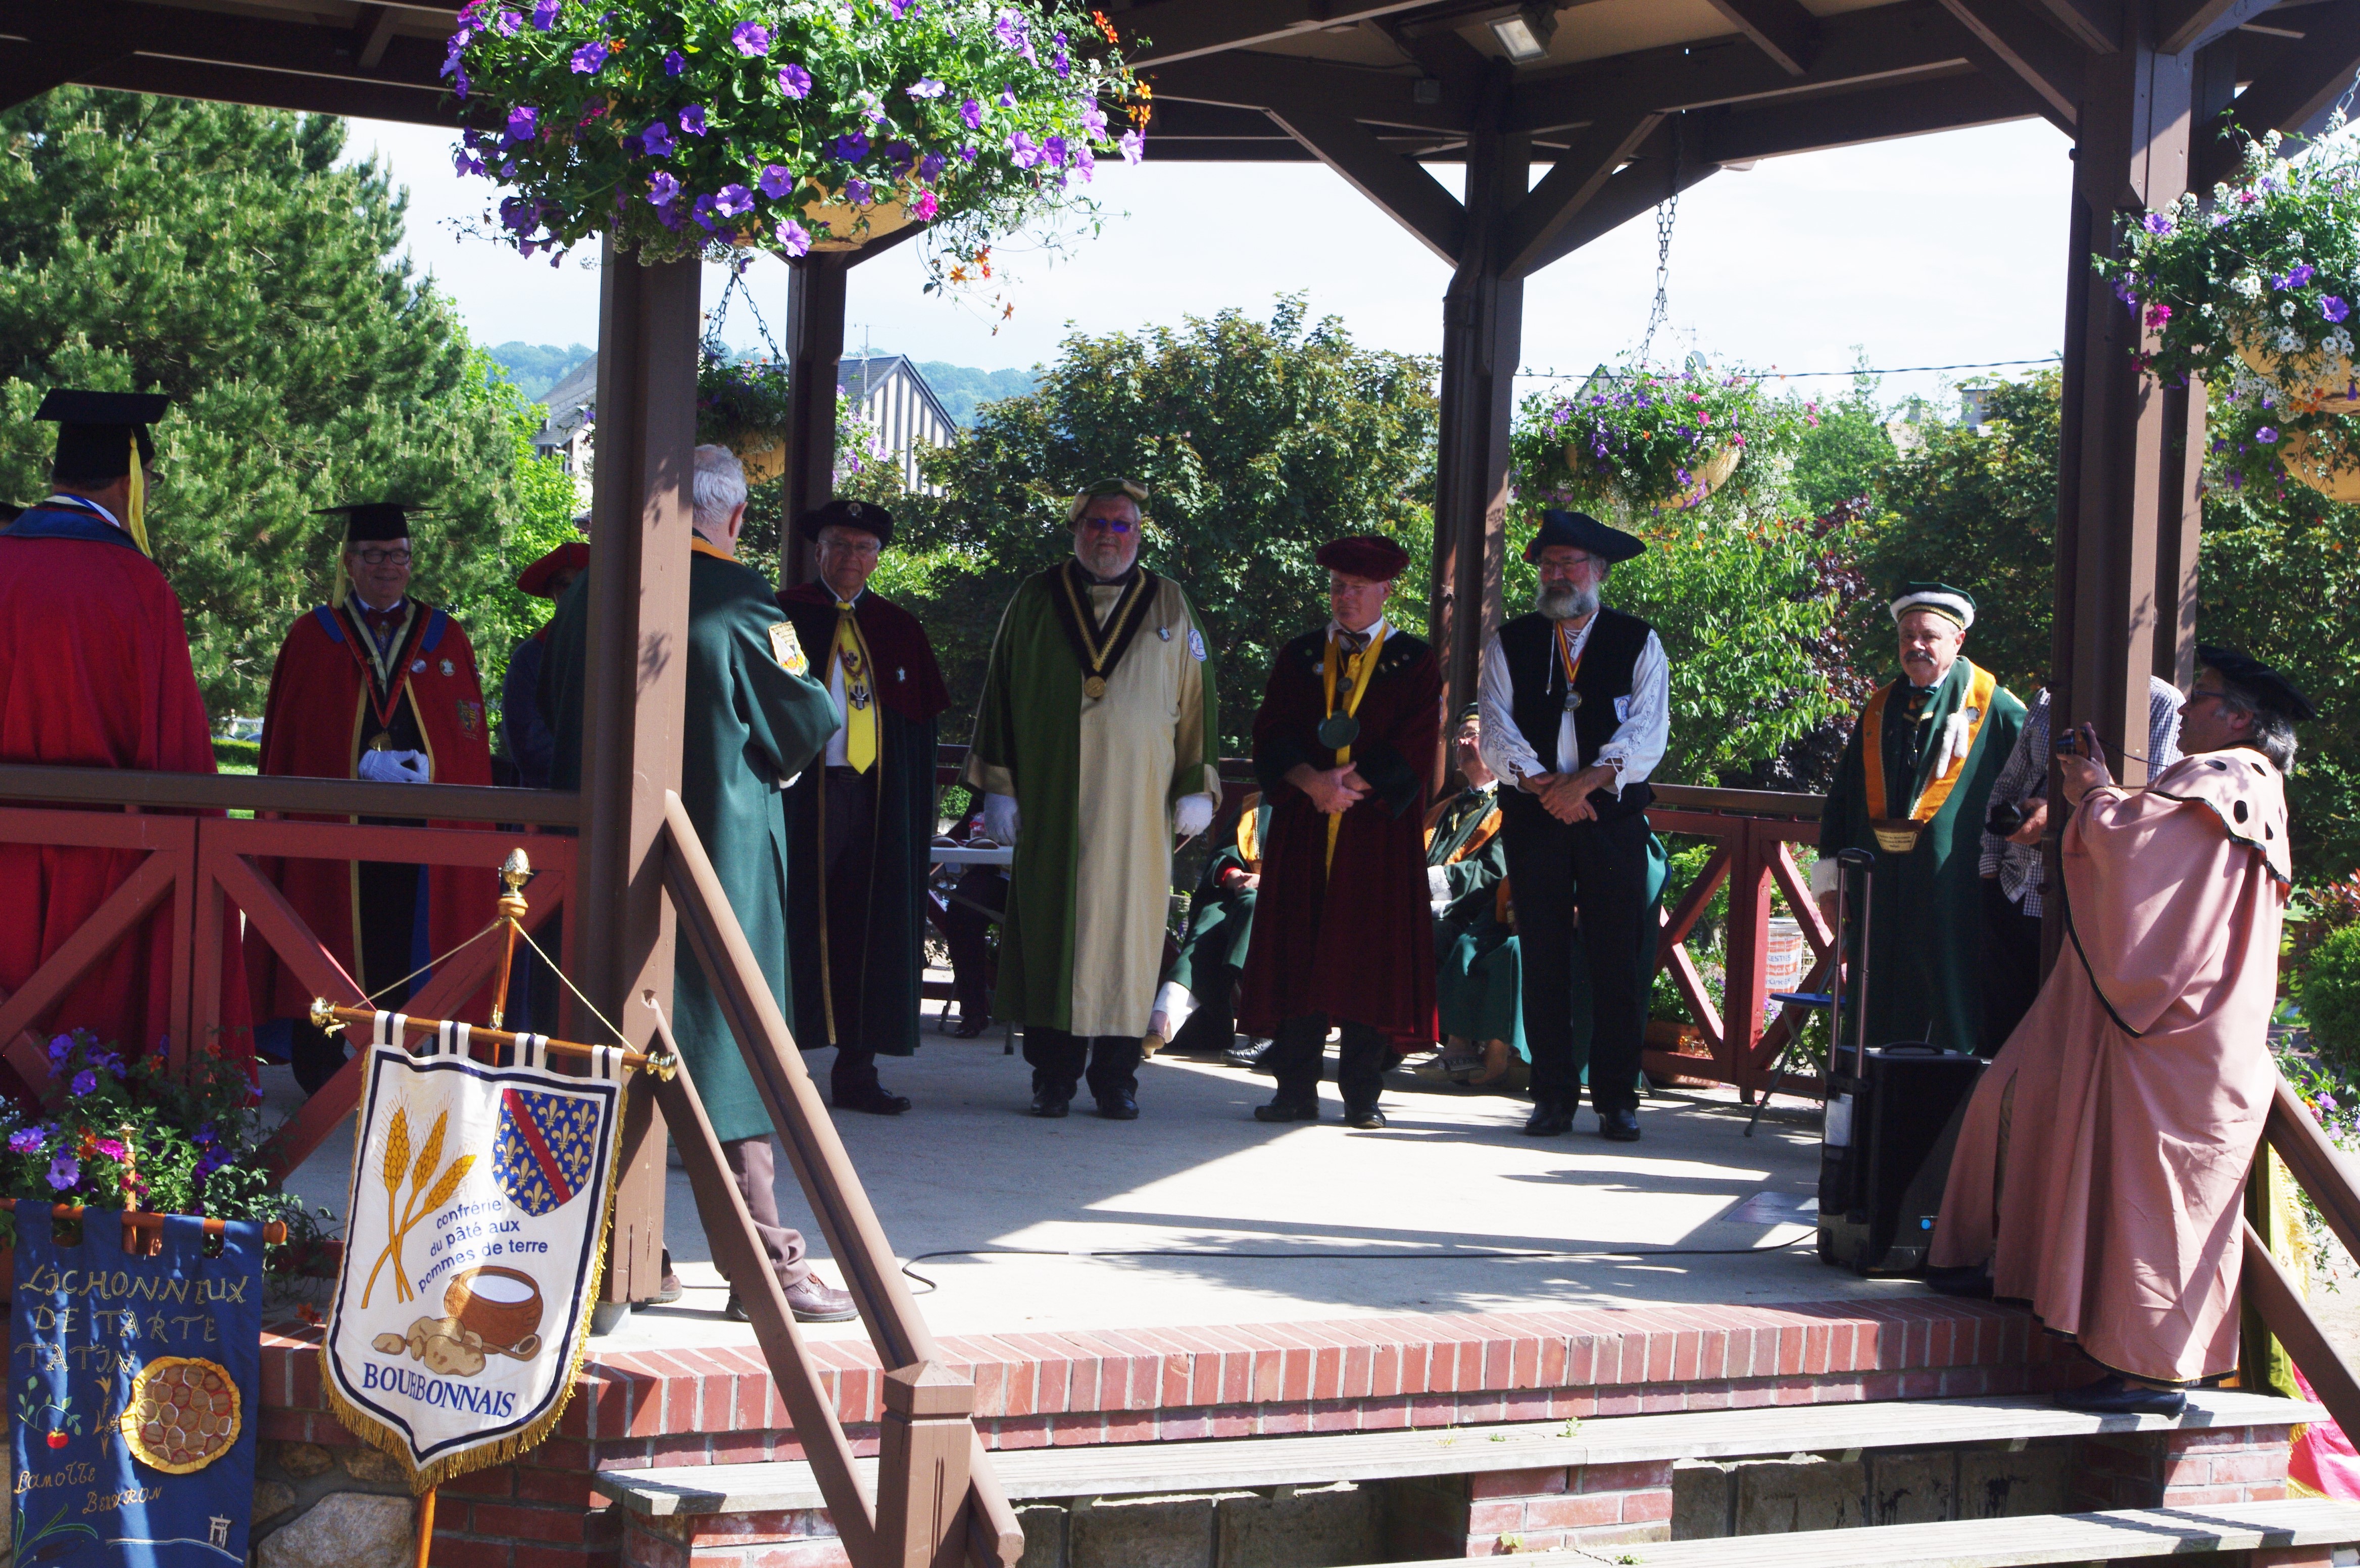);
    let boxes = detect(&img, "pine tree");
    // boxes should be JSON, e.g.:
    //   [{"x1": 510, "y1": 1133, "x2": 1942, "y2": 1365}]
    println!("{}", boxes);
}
[{"x1": 0, "y1": 87, "x2": 574, "y2": 722}]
